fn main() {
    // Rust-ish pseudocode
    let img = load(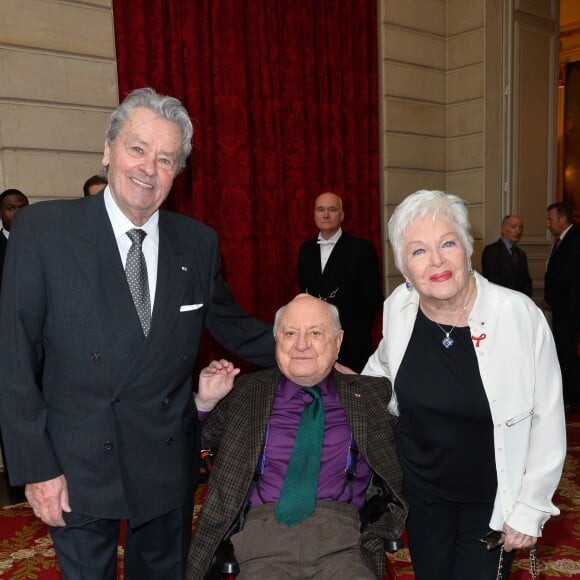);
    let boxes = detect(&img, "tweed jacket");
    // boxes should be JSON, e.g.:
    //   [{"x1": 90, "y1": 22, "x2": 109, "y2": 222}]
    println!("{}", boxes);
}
[
  {"x1": 186, "y1": 368, "x2": 406, "y2": 579},
  {"x1": 297, "y1": 232, "x2": 383, "y2": 372}
]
